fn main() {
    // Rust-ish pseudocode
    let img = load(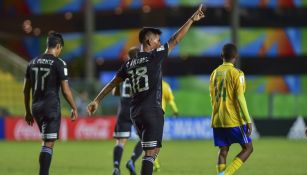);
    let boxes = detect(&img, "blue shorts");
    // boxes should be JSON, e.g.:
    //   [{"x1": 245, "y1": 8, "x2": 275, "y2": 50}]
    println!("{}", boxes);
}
[{"x1": 213, "y1": 125, "x2": 252, "y2": 147}]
